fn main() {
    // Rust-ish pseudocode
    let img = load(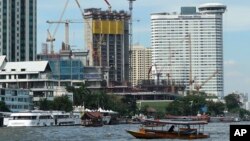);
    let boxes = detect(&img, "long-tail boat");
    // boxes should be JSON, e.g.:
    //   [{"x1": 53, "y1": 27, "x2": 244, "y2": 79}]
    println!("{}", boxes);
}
[{"x1": 126, "y1": 119, "x2": 209, "y2": 139}]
